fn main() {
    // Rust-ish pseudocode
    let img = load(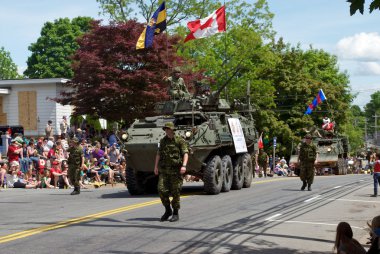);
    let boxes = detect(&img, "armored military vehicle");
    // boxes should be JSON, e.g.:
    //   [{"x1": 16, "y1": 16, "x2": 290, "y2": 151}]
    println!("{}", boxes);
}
[
  {"x1": 289, "y1": 129, "x2": 350, "y2": 175},
  {"x1": 122, "y1": 80, "x2": 259, "y2": 195}
]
